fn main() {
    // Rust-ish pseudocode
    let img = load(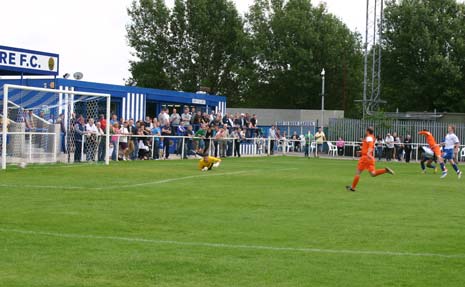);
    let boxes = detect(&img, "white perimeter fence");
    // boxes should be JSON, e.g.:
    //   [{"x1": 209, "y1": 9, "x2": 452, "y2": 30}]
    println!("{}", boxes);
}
[
  {"x1": 57, "y1": 134, "x2": 465, "y2": 163},
  {"x1": 3, "y1": 132, "x2": 465, "y2": 166}
]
